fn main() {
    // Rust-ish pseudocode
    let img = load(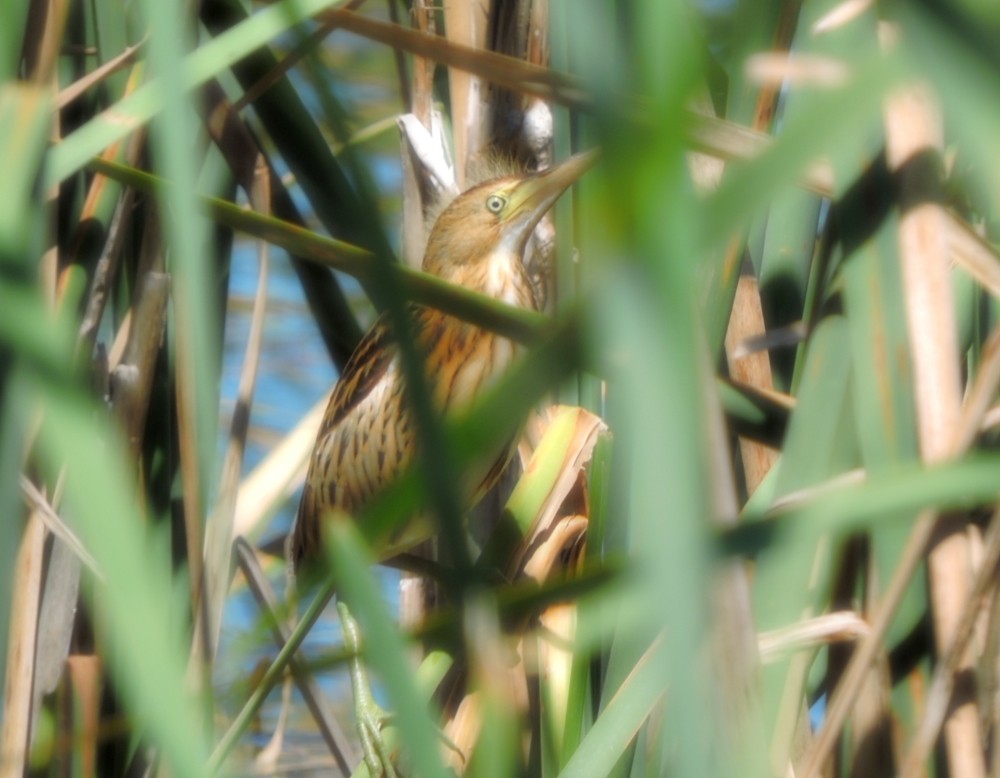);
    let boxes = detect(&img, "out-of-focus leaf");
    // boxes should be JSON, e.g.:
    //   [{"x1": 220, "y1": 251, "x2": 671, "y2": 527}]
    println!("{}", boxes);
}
[
  {"x1": 479, "y1": 406, "x2": 606, "y2": 574},
  {"x1": 46, "y1": 0, "x2": 347, "y2": 185},
  {"x1": 898, "y1": 3, "x2": 1000, "y2": 198},
  {"x1": 0, "y1": 85, "x2": 50, "y2": 265},
  {"x1": 141, "y1": 0, "x2": 219, "y2": 677},
  {"x1": 35, "y1": 378, "x2": 211, "y2": 778},
  {"x1": 707, "y1": 52, "x2": 899, "y2": 244},
  {"x1": 724, "y1": 454, "x2": 1000, "y2": 554},
  {"x1": 559, "y1": 636, "x2": 666, "y2": 778},
  {"x1": 320, "y1": 8, "x2": 589, "y2": 111},
  {"x1": 753, "y1": 315, "x2": 856, "y2": 619},
  {"x1": 0, "y1": 375, "x2": 27, "y2": 711},
  {"x1": 87, "y1": 157, "x2": 549, "y2": 345},
  {"x1": 838, "y1": 144, "x2": 926, "y2": 671},
  {"x1": 325, "y1": 519, "x2": 449, "y2": 778},
  {"x1": 201, "y1": 0, "x2": 394, "y2": 264},
  {"x1": 90, "y1": 0, "x2": 137, "y2": 99},
  {"x1": 0, "y1": 2, "x2": 30, "y2": 81},
  {"x1": 748, "y1": 313, "x2": 855, "y2": 766}
]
